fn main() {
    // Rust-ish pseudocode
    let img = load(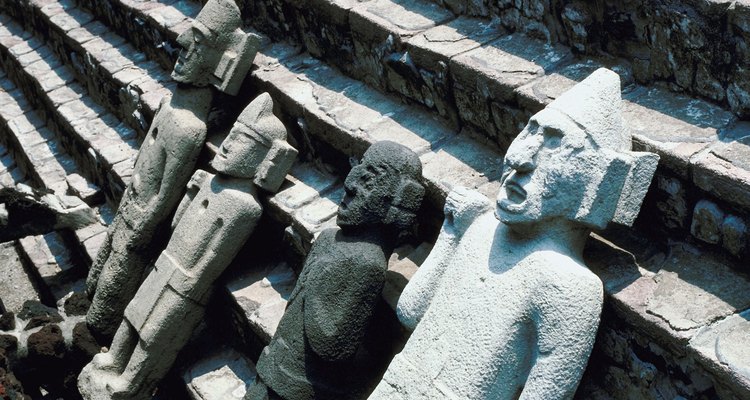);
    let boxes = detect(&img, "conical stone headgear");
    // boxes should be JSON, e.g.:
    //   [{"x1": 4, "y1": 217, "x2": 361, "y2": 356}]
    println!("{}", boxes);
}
[
  {"x1": 237, "y1": 92, "x2": 286, "y2": 143},
  {"x1": 194, "y1": 0, "x2": 241, "y2": 39},
  {"x1": 547, "y1": 68, "x2": 630, "y2": 152}
]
